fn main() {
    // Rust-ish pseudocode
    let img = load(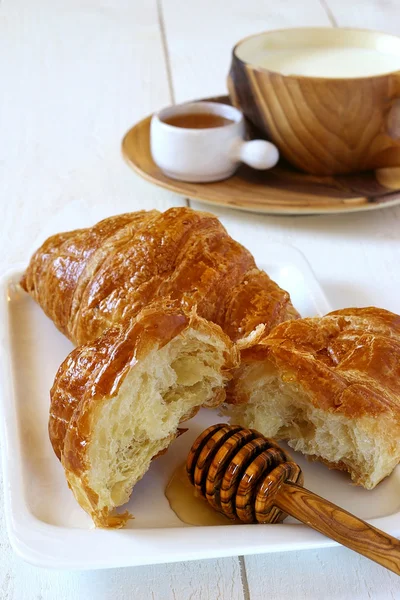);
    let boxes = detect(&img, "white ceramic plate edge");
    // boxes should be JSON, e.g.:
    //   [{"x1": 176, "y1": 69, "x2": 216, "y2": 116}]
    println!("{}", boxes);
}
[{"x1": 1, "y1": 259, "x2": 399, "y2": 570}]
